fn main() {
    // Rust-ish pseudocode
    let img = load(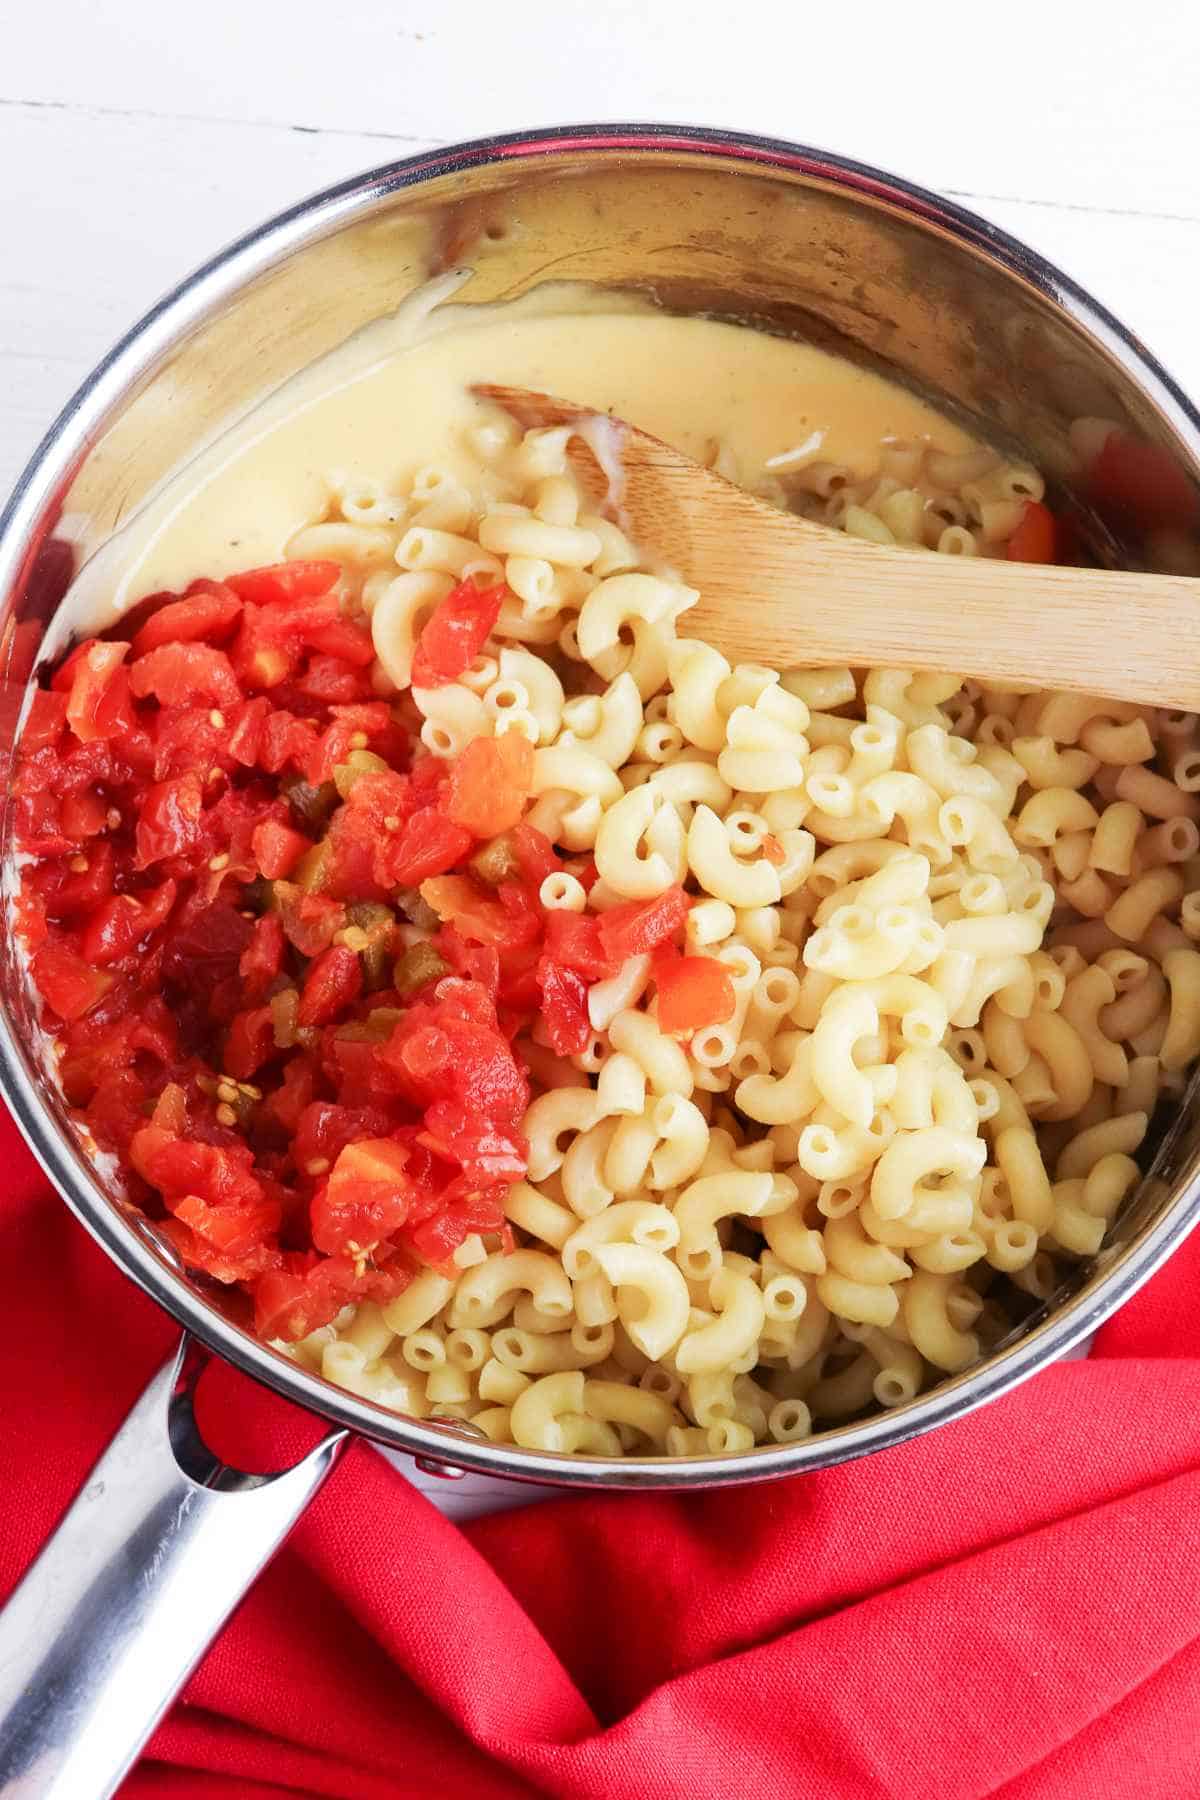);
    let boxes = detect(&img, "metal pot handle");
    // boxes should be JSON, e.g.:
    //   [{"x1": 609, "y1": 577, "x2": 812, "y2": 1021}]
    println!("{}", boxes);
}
[{"x1": 0, "y1": 1334, "x2": 347, "y2": 1799}]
